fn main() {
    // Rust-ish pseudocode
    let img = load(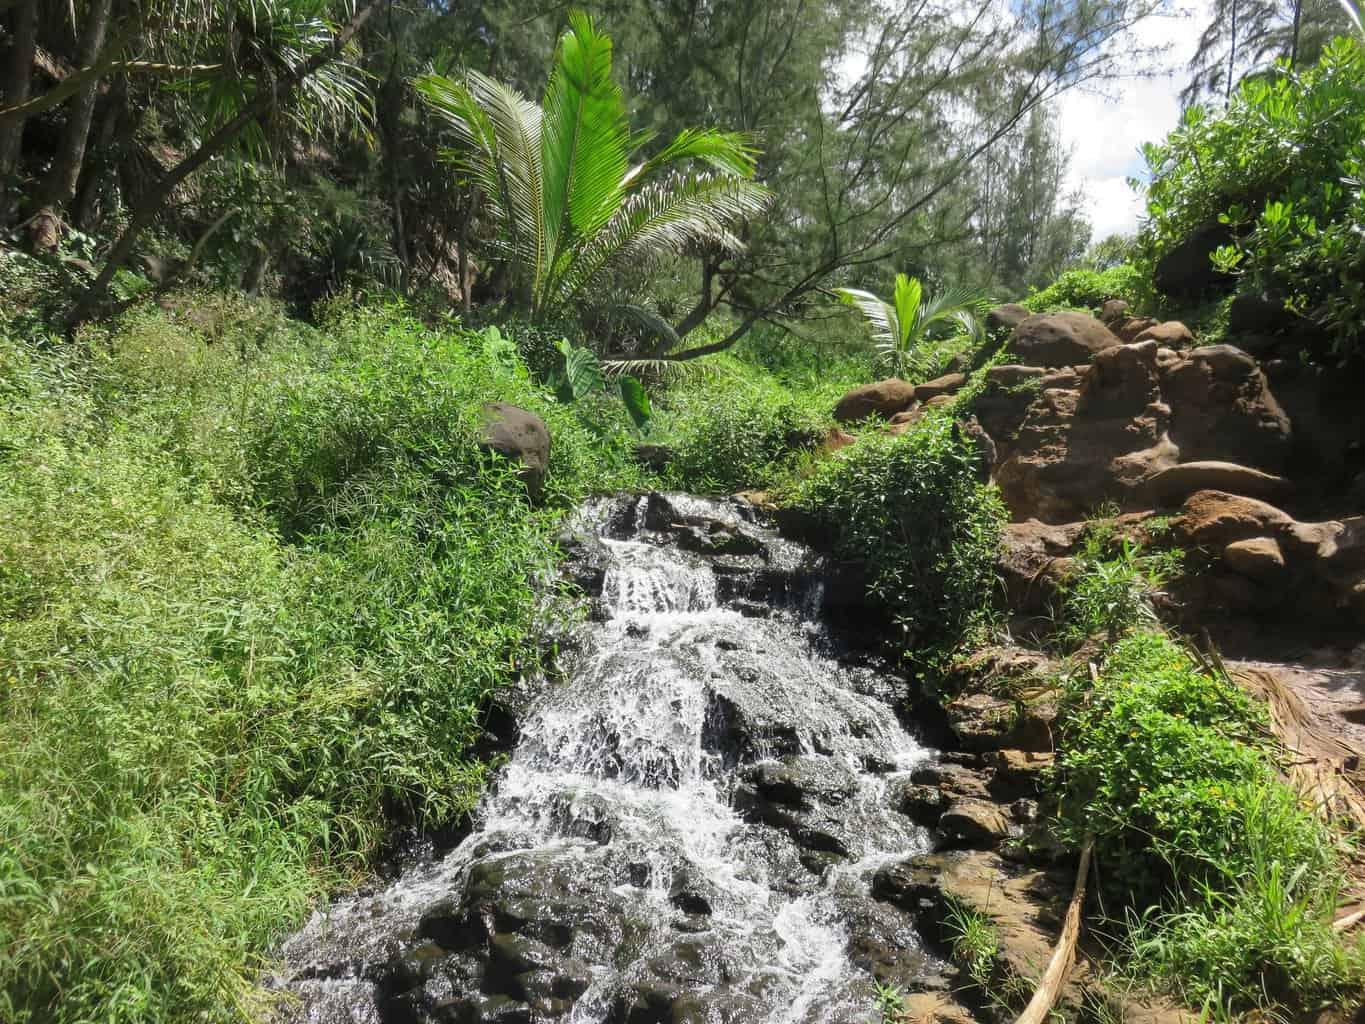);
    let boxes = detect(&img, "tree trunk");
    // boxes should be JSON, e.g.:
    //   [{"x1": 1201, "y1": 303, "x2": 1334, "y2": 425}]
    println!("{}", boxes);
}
[
  {"x1": 0, "y1": 0, "x2": 37, "y2": 223},
  {"x1": 1226, "y1": 0, "x2": 1239, "y2": 106},
  {"x1": 38, "y1": 0, "x2": 113, "y2": 219},
  {"x1": 379, "y1": 69, "x2": 411, "y2": 294},
  {"x1": 65, "y1": 0, "x2": 386, "y2": 332},
  {"x1": 1289, "y1": 0, "x2": 1303, "y2": 67},
  {"x1": 72, "y1": 74, "x2": 127, "y2": 230}
]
